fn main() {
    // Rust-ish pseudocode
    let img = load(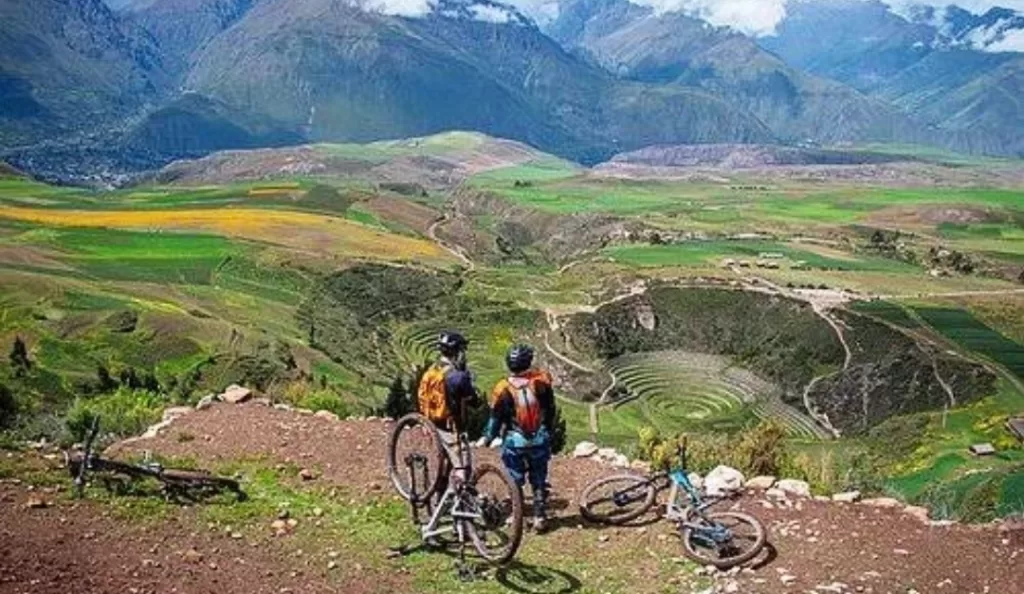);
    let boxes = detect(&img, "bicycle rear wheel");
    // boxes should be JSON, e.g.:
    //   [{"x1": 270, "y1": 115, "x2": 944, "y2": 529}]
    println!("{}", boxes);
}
[
  {"x1": 681, "y1": 511, "x2": 766, "y2": 569},
  {"x1": 387, "y1": 412, "x2": 446, "y2": 503},
  {"x1": 465, "y1": 463, "x2": 524, "y2": 564},
  {"x1": 579, "y1": 474, "x2": 658, "y2": 525}
]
